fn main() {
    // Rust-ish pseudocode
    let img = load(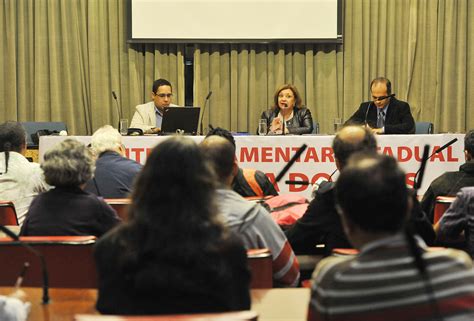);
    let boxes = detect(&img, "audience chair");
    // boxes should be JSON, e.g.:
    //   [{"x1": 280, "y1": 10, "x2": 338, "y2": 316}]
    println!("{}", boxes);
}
[
  {"x1": 0, "y1": 201, "x2": 19, "y2": 225},
  {"x1": 415, "y1": 122, "x2": 434, "y2": 134},
  {"x1": 0, "y1": 236, "x2": 97, "y2": 288},
  {"x1": 105, "y1": 198, "x2": 131, "y2": 221},
  {"x1": 434, "y1": 196, "x2": 456, "y2": 224},
  {"x1": 247, "y1": 248, "x2": 273, "y2": 288},
  {"x1": 75, "y1": 311, "x2": 258, "y2": 321}
]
